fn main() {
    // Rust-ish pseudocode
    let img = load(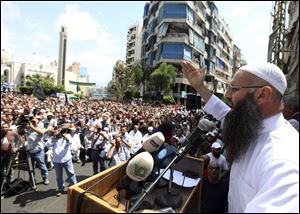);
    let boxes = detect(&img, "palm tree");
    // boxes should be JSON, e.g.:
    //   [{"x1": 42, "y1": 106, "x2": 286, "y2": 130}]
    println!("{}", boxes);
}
[{"x1": 150, "y1": 63, "x2": 177, "y2": 95}]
